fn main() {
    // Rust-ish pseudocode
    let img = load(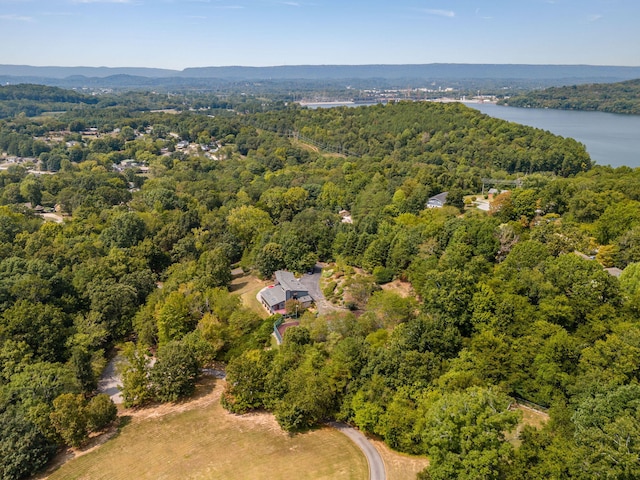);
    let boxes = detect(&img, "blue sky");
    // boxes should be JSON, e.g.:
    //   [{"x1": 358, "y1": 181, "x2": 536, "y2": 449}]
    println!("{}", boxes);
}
[{"x1": 1, "y1": 0, "x2": 639, "y2": 69}]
